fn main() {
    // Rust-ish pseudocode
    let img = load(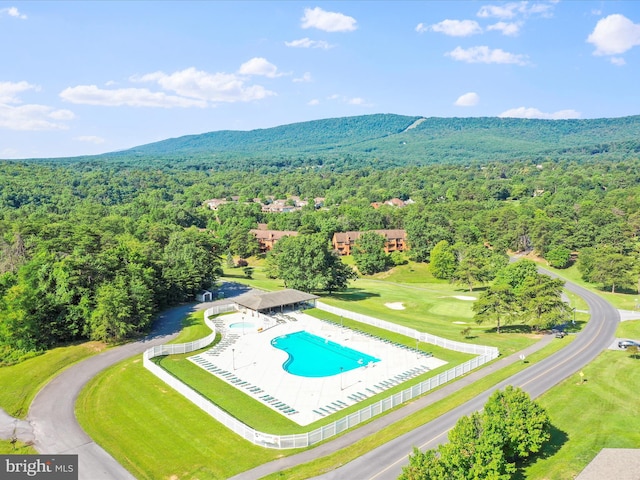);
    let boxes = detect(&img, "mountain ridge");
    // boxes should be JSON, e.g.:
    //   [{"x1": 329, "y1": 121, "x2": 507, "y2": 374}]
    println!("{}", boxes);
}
[{"x1": 15, "y1": 113, "x2": 640, "y2": 169}]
